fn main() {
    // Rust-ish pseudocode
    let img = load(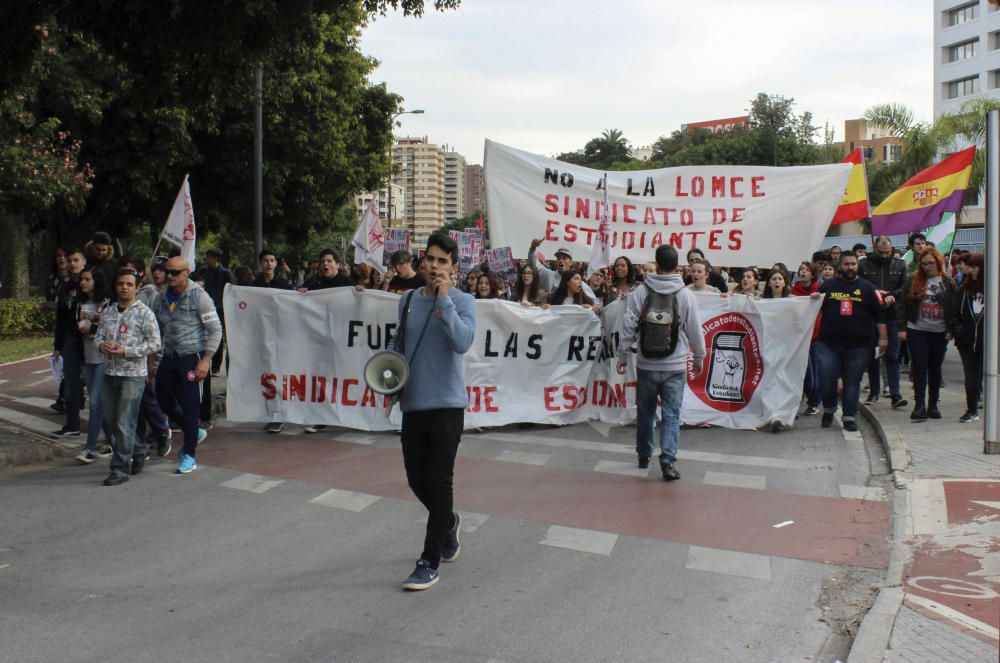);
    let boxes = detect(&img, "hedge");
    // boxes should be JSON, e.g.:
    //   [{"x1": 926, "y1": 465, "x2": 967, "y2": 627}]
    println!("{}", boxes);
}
[{"x1": 0, "y1": 297, "x2": 56, "y2": 337}]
